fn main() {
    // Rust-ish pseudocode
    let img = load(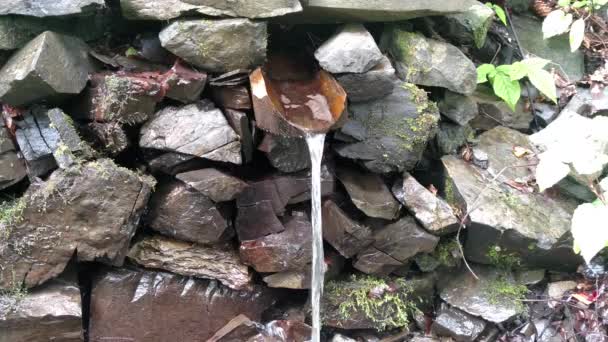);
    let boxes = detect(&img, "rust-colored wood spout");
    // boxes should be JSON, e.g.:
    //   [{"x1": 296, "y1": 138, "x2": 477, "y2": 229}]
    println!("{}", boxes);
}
[{"x1": 249, "y1": 54, "x2": 347, "y2": 137}]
